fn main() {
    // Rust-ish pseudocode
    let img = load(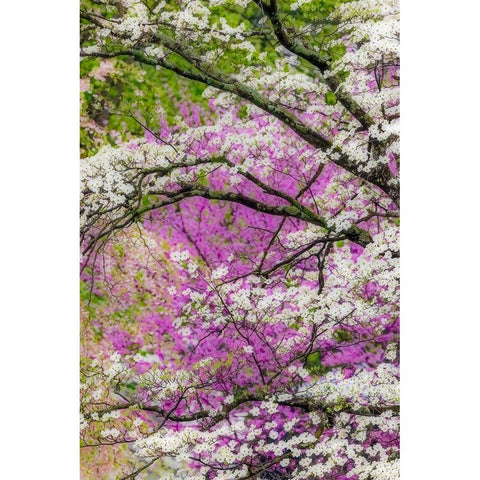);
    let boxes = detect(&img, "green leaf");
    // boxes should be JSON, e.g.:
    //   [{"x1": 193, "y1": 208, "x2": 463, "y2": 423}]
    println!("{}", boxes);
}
[
  {"x1": 334, "y1": 329, "x2": 352, "y2": 342},
  {"x1": 238, "y1": 105, "x2": 248, "y2": 119},
  {"x1": 325, "y1": 91, "x2": 337, "y2": 105},
  {"x1": 304, "y1": 351, "x2": 331, "y2": 376}
]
